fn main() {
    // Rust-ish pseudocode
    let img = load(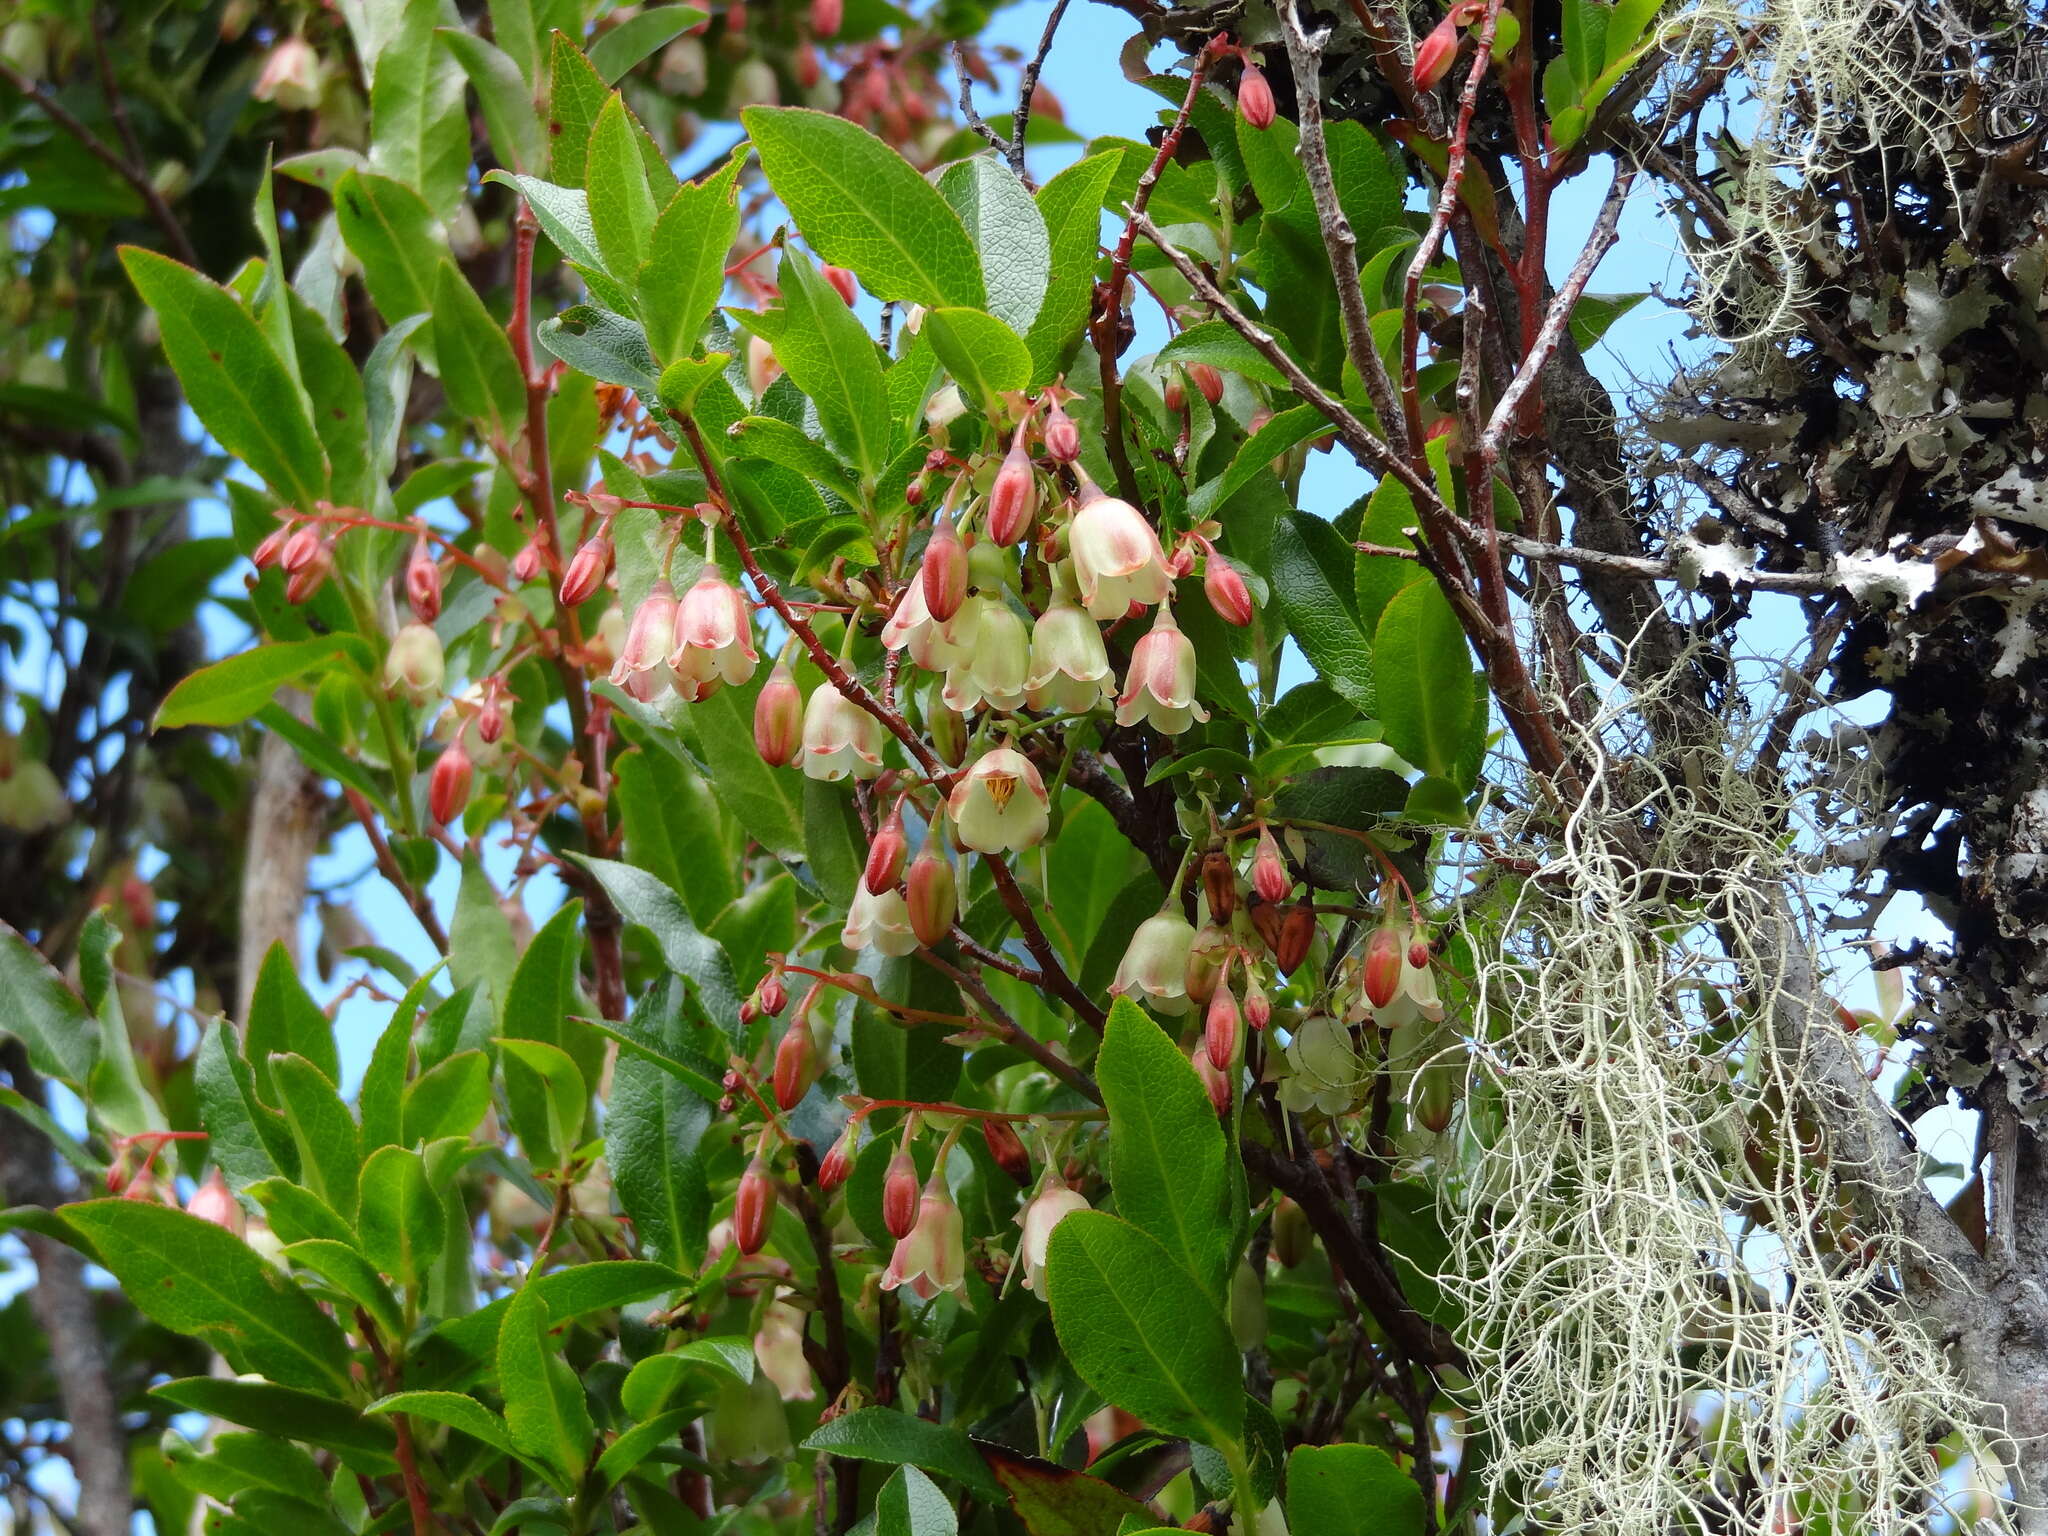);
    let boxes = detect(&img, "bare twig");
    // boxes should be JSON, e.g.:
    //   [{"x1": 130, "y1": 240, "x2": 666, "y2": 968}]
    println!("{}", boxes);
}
[
  {"x1": 919, "y1": 948, "x2": 1102, "y2": 1102},
  {"x1": 952, "y1": 43, "x2": 1012, "y2": 159},
  {"x1": 346, "y1": 788, "x2": 451, "y2": 953},
  {"x1": 1009, "y1": 0, "x2": 1074, "y2": 186}
]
